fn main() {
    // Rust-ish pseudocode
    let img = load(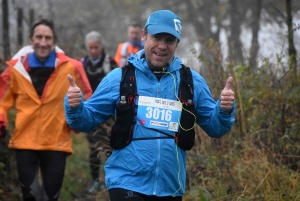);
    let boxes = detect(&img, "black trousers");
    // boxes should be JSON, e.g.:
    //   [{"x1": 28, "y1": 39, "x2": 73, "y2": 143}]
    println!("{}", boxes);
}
[
  {"x1": 15, "y1": 149, "x2": 67, "y2": 201},
  {"x1": 109, "y1": 188, "x2": 182, "y2": 201}
]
